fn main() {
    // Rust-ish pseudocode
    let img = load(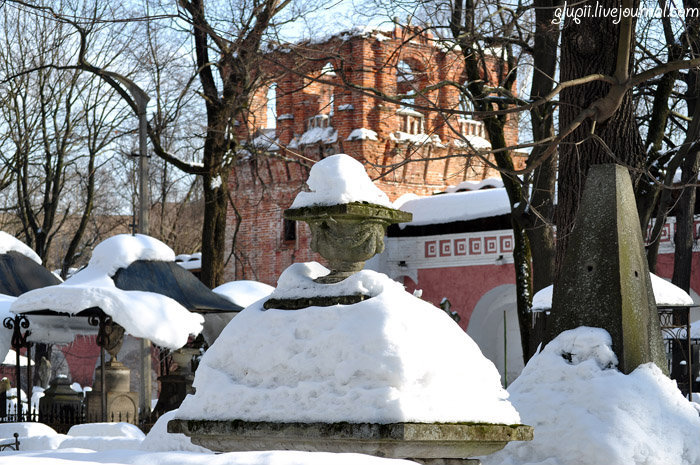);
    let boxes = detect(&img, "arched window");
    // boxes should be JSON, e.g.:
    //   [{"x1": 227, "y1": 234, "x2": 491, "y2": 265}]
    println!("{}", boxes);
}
[
  {"x1": 397, "y1": 60, "x2": 414, "y2": 83},
  {"x1": 321, "y1": 62, "x2": 336, "y2": 77},
  {"x1": 266, "y1": 83, "x2": 277, "y2": 129},
  {"x1": 458, "y1": 91, "x2": 485, "y2": 137}
]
